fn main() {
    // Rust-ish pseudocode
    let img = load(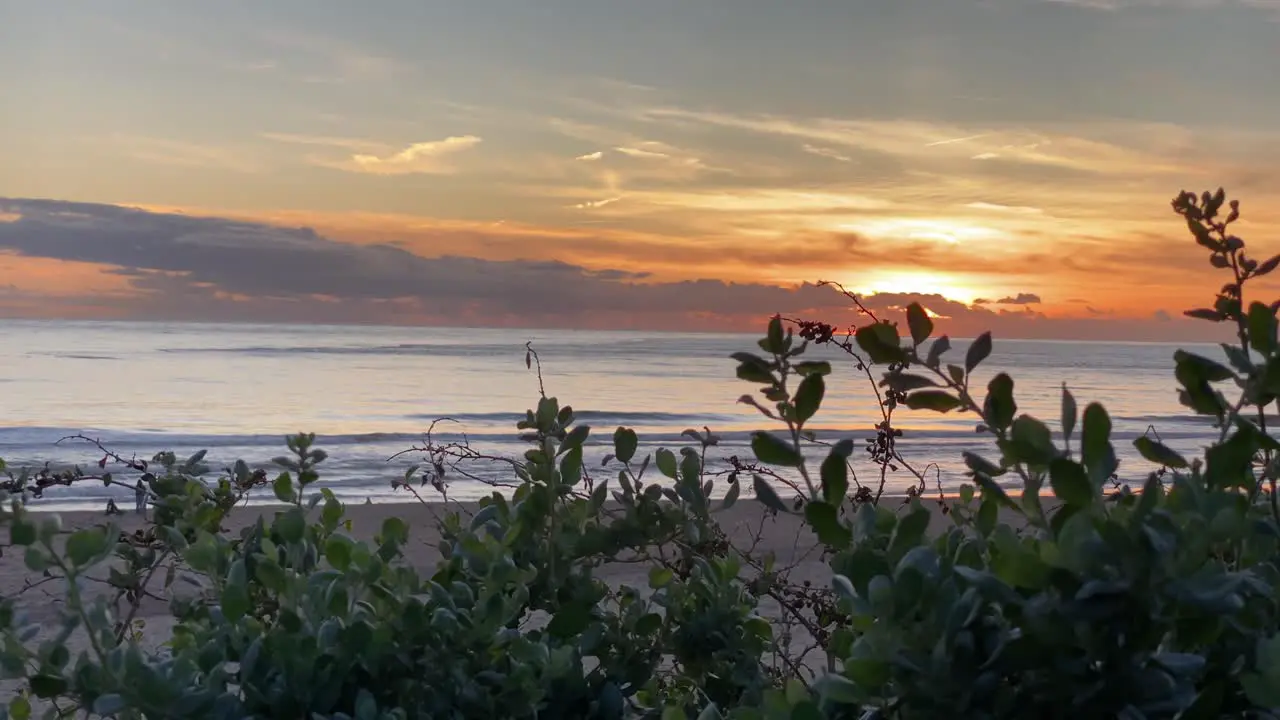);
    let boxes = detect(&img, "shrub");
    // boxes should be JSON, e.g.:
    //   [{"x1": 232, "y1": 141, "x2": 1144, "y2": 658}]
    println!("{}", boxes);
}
[{"x1": 0, "y1": 187, "x2": 1275, "y2": 719}]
